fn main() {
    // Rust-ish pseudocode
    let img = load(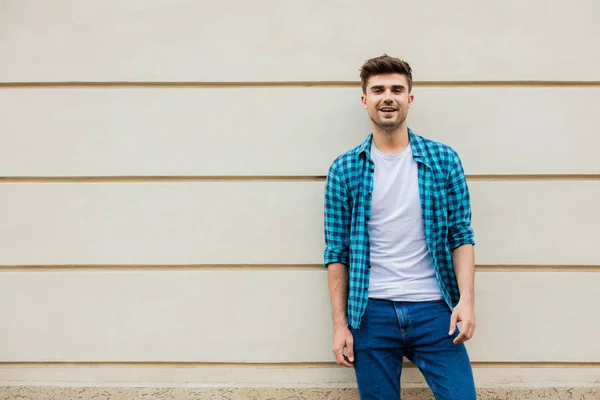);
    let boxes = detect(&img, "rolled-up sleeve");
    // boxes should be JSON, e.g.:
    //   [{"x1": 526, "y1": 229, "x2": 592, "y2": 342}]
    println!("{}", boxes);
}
[
  {"x1": 324, "y1": 161, "x2": 351, "y2": 267},
  {"x1": 446, "y1": 153, "x2": 475, "y2": 250}
]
